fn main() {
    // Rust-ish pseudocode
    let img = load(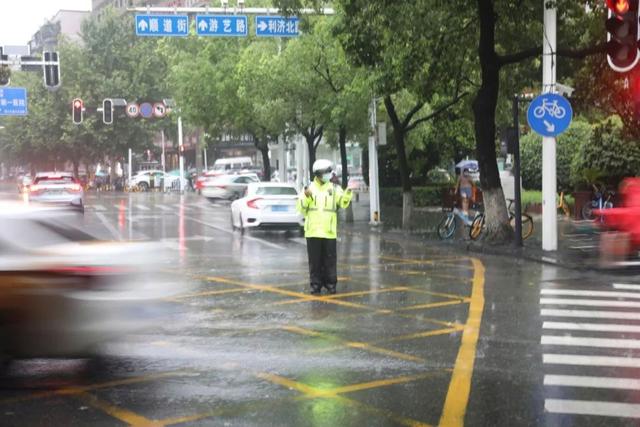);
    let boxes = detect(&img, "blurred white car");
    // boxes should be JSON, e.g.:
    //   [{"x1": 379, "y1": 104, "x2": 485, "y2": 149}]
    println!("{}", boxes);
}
[
  {"x1": 28, "y1": 172, "x2": 84, "y2": 213},
  {"x1": 201, "y1": 174, "x2": 259, "y2": 200},
  {"x1": 0, "y1": 203, "x2": 187, "y2": 364},
  {"x1": 230, "y1": 182, "x2": 303, "y2": 233}
]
